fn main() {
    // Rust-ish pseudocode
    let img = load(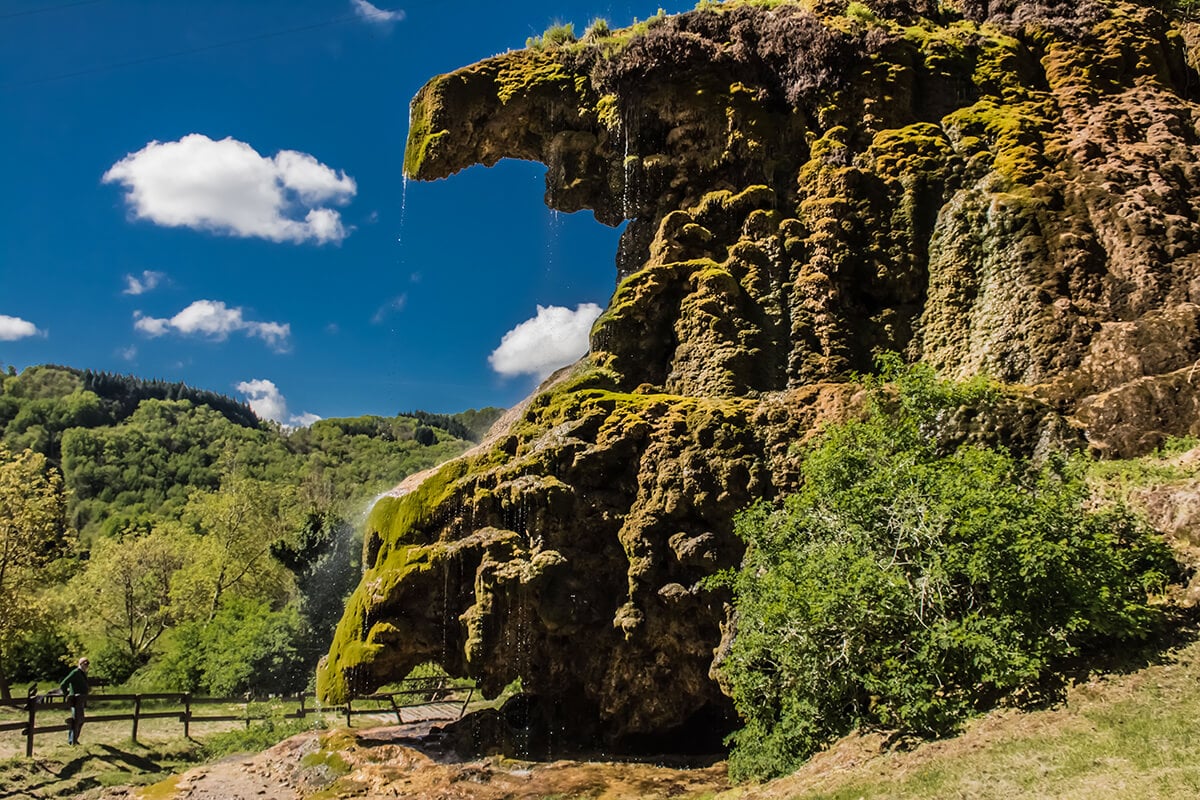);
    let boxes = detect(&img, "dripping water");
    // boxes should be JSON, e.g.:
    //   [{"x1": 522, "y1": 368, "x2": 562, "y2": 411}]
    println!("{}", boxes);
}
[
  {"x1": 398, "y1": 174, "x2": 409, "y2": 244},
  {"x1": 623, "y1": 126, "x2": 634, "y2": 219}
]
